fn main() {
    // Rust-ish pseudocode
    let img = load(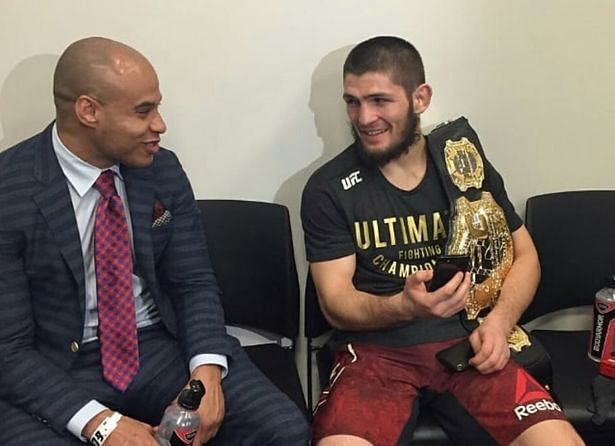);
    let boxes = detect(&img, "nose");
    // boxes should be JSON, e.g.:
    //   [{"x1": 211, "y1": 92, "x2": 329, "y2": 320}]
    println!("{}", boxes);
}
[
  {"x1": 151, "y1": 110, "x2": 167, "y2": 134},
  {"x1": 357, "y1": 104, "x2": 376, "y2": 127}
]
